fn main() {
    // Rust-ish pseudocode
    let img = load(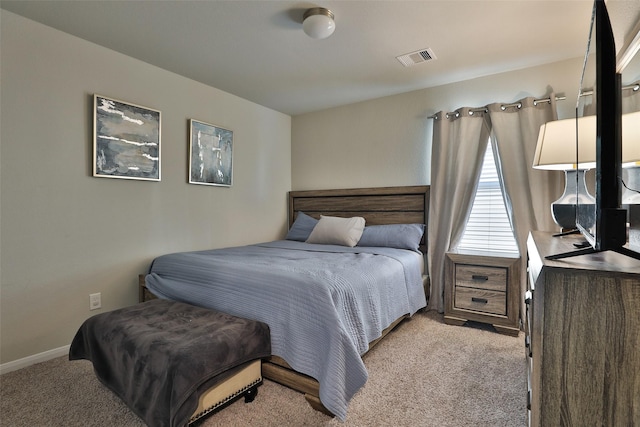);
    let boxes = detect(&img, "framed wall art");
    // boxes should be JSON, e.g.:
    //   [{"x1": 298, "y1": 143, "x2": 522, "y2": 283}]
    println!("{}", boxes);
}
[
  {"x1": 93, "y1": 94, "x2": 161, "y2": 181},
  {"x1": 189, "y1": 119, "x2": 233, "y2": 187}
]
